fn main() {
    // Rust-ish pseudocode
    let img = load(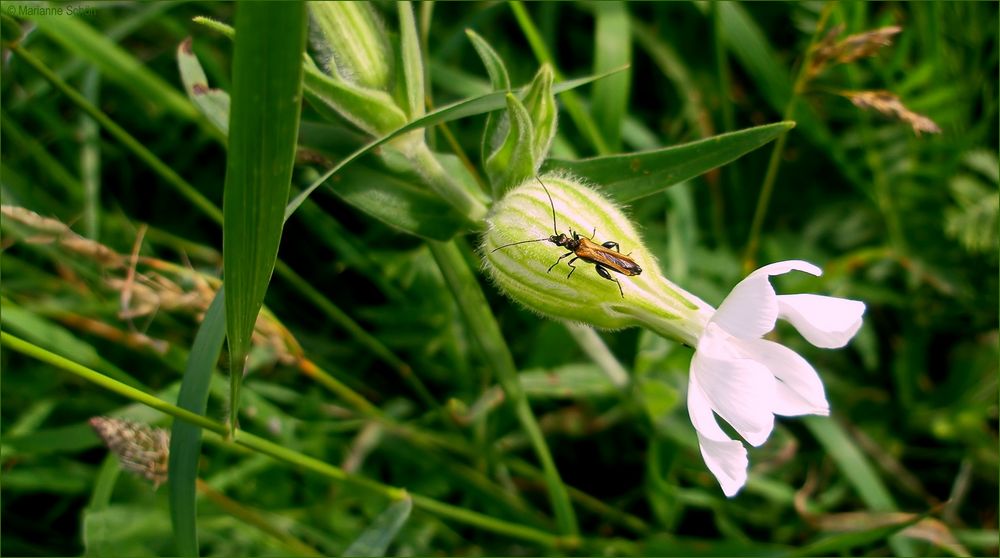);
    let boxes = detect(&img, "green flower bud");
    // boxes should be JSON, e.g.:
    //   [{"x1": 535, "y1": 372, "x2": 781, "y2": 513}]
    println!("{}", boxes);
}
[
  {"x1": 310, "y1": 2, "x2": 393, "y2": 91},
  {"x1": 483, "y1": 175, "x2": 713, "y2": 346}
]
